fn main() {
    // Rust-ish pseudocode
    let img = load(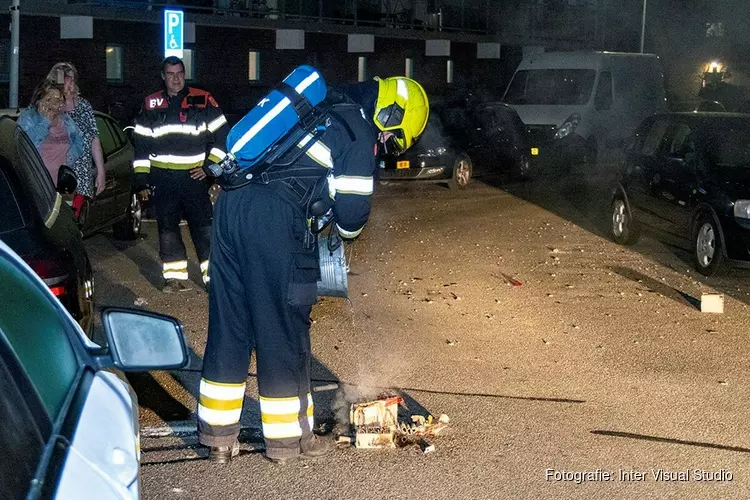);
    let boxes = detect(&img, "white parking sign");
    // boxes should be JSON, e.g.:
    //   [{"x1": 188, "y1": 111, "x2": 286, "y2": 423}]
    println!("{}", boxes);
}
[{"x1": 164, "y1": 9, "x2": 184, "y2": 59}]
